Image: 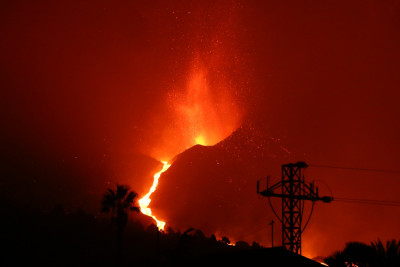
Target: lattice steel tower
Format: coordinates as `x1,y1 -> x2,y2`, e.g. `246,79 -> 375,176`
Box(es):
257,162 -> 332,254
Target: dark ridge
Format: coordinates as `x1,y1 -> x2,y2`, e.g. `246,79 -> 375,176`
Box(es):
0,199 -> 325,266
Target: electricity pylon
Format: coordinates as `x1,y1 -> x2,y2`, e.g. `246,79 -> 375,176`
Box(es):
257,161 -> 333,254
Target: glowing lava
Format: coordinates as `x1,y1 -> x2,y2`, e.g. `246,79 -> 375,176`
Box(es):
194,135 -> 207,146
139,161 -> 171,231
138,135 -> 206,231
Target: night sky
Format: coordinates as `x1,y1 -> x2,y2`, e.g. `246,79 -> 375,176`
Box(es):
1,0 -> 400,259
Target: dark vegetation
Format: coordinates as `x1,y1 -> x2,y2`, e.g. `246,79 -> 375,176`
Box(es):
325,240 -> 400,267
101,185 -> 141,266
0,185 -> 263,267
2,183 -> 397,267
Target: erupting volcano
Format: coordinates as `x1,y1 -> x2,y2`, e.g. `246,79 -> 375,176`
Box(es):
3,1 -> 400,263
138,57 -> 242,231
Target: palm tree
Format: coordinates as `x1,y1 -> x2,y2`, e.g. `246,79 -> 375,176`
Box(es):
371,239 -> 400,266
101,184 -> 140,266
325,239 -> 400,267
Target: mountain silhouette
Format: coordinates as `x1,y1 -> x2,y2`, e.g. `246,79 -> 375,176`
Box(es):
151,124 -> 292,243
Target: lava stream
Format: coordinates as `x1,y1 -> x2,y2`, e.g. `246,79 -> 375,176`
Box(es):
139,161 -> 171,231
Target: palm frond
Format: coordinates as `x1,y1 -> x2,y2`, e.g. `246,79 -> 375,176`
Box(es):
116,184 -> 128,200
124,191 -> 138,207
130,206 -> 140,212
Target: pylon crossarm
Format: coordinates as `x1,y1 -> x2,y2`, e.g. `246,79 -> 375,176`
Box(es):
258,162 -> 332,255
260,192 -> 323,201
268,181 -> 283,191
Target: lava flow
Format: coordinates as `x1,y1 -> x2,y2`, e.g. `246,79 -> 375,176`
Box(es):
138,161 -> 171,231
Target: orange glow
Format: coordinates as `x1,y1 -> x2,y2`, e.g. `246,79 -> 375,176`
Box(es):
148,58 -> 242,161
140,59 -> 242,231
175,61 -> 241,147
195,135 -> 207,146
138,161 -> 171,231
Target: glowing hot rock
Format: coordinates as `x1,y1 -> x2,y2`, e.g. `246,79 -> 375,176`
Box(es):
139,161 -> 171,231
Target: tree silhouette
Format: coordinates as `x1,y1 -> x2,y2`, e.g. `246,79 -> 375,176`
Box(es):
371,239 -> 400,266
325,239 -> 400,267
325,241 -> 374,267
220,236 -> 231,245
101,184 -> 140,266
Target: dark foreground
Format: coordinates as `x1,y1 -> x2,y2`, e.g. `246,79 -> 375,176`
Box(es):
1,200 -> 323,266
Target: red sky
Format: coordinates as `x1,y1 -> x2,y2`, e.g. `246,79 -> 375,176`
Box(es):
1,0 -> 400,258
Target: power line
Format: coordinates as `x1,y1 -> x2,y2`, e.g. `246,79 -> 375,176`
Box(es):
309,165 -> 400,174
308,165 -> 400,206
336,197 -> 400,204
334,197 -> 400,207
336,200 -> 400,207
